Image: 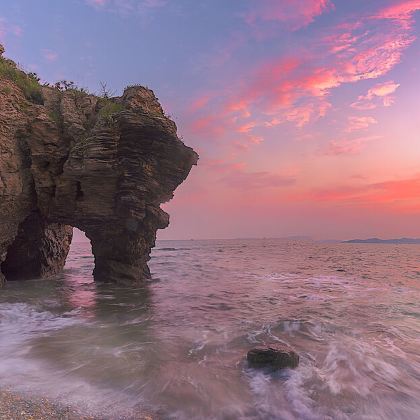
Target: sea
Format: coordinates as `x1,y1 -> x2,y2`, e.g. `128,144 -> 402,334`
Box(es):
0,238 -> 419,419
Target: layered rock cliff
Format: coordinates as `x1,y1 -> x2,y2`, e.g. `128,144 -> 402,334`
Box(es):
0,45 -> 198,286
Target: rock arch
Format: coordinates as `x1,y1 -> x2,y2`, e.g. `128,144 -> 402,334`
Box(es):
0,46 -> 197,286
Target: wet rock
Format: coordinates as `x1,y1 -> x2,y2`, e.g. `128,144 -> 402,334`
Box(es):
247,343 -> 299,369
1,211 -> 73,281
0,44 -> 198,286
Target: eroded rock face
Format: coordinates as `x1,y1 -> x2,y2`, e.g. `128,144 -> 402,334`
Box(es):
1,212 -> 73,281
0,45 -> 198,286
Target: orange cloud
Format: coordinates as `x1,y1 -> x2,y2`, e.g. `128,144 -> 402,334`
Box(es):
299,174 -> 420,212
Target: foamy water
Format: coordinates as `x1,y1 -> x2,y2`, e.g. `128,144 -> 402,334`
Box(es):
0,239 -> 419,419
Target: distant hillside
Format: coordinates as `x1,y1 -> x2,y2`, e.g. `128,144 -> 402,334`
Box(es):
343,238 -> 420,244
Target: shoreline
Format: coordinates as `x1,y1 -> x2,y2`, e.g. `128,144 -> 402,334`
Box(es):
0,388 -> 155,420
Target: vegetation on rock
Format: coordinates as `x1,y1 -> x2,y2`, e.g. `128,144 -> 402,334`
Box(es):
98,99 -> 124,125
0,57 -> 44,104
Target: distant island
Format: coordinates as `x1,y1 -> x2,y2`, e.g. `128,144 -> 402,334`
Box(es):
343,238 -> 420,244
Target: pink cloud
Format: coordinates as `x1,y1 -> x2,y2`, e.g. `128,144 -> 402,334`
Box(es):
221,170 -> 296,190
0,18 -> 23,40
237,122 -> 256,133
346,116 -> 378,132
87,0 -> 107,6
189,0 -> 419,142
231,133 -> 264,151
10,25 -> 22,37
223,58 -> 345,131
0,21 -> 5,40
244,0 -> 333,31
190,114 -> 229,137
189,95 -> 212,113
86,0 -> 166,13
375,0 -> 420,22
351,81 -> 401,110
42,49 -> 58,62
249,135 -> 263,144
201,158 -> 246,174
220,57 -> 339,132
143,0 -> 167,7
325,135 -> 382,156
183,0 -> 420,170
200,158 -> 295,190
232,141 -> 250,152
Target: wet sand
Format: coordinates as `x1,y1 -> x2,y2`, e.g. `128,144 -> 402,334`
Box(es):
0,389 -> 154,420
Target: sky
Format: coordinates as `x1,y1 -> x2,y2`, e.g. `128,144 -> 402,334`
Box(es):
1,0 -> 420,240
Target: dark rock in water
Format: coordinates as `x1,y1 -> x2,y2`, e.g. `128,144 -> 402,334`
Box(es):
247,344 -> 299,369
0,44 -> 198,287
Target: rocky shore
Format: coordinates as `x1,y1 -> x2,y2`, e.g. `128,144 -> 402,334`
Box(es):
0,389 -> 95,420
0,389 -> 155,420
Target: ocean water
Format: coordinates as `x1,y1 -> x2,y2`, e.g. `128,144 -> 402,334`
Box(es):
0,238 -> 419,419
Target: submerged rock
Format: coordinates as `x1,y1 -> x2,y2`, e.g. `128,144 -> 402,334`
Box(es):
247,344 -> 299,369
0,44 -> 198,286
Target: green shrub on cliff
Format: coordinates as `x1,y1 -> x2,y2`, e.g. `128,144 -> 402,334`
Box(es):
0,58 -> 43,104
98,100 -> 124,125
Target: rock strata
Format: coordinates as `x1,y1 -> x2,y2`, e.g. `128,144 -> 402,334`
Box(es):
247,343 -> 299,369
0,45 -> 198,286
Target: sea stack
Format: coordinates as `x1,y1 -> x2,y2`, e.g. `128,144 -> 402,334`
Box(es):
0,44 -> 198,286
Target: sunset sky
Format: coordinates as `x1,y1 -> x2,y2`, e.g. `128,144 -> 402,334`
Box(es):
1,0 -> 420,240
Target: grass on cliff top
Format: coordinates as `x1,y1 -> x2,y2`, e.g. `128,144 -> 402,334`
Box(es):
0,57 -> 43,104
98,100 -> 124,125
